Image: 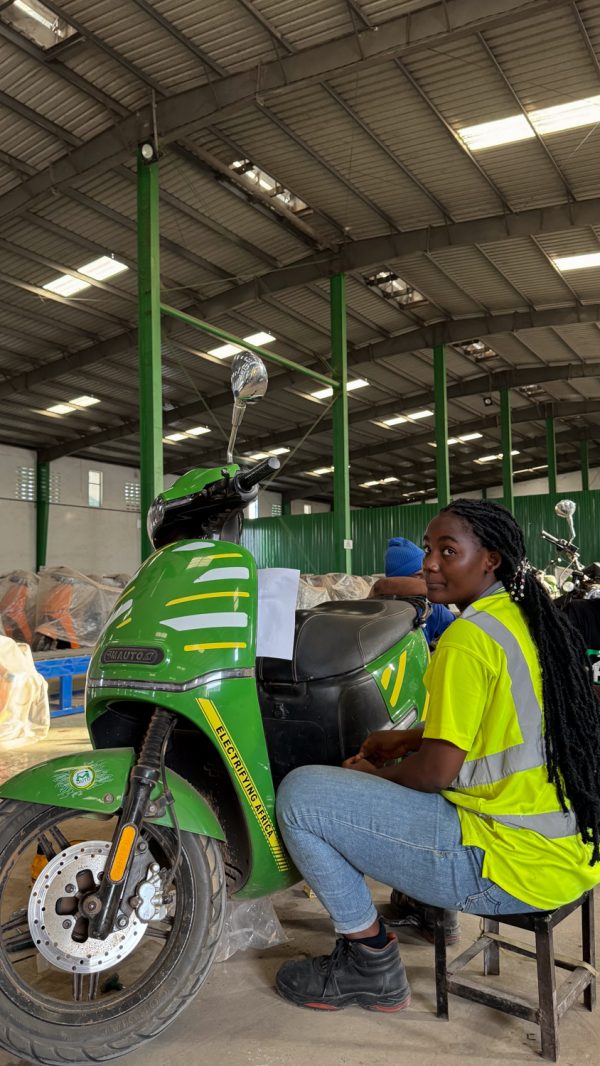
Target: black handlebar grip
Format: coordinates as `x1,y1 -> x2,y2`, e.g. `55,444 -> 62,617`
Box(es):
236,456 -> 280,492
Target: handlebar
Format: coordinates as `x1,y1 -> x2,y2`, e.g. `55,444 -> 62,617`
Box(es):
236,456 -> 280,493
541,530 -> 579,555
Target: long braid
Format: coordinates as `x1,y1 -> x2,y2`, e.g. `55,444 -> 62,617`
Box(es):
443,498 -> 600,864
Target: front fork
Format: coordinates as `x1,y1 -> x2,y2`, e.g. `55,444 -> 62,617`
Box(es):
84,708 -> 175,940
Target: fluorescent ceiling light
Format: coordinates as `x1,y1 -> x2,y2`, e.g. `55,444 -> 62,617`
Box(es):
360,476 -> 398,488
47,403 -> 75,415
70,395 -> 100,408
270,447 -> 290,455
306,466 -> 334,476
311,379 -> 369,401
43,275 -> 90,297
360,480 -> 379,488
433,431 -> 483,447
531,95 -> 600,135
164,433 -> 188,443
243,331 -> 275,347
185,425 -> 210,436
553,252 -> 600,272
209,331 -> 276,359
382,476 -> 398,484
378,408 -> 434,429
474,450 -> 520,465
79,256 -> 128,281
459,115 -> 534,151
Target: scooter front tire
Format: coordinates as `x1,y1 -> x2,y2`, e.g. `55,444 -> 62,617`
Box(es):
0,799 -> 226,1065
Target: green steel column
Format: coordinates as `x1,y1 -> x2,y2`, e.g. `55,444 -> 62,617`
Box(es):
137,147 -> 163,560
580,438 -> 590,493
36,459 -> 50,571
500,388 -> 514,513
433,344 -> 450,507
546,416 -> 557,495
330,273 -> 352,574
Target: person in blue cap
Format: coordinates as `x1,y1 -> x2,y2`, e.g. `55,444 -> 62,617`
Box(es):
372,536 -> 455,647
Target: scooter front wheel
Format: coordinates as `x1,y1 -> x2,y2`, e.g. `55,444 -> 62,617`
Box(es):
0,799 -> 226,1064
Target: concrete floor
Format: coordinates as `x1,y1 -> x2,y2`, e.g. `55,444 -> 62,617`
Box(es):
0,717 -> 599,1066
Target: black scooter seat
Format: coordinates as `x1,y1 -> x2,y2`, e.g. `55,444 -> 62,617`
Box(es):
257,598 -> 422,683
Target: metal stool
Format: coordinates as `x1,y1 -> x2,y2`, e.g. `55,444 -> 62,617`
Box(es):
432,890 -> 596,1061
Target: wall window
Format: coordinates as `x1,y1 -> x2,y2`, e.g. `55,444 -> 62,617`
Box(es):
303,504 -> 312,514
124,481 -> 140,511
16,466 -> 35,501
246,499 -> 258,520
88,470 -> 103,508
271,503 -> 282,517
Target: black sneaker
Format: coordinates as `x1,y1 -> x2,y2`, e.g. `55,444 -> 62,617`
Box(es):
275,933 -> 411,1012
380,891 -> 461,946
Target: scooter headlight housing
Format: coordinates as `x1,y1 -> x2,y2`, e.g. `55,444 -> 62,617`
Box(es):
147,495 -> 166,547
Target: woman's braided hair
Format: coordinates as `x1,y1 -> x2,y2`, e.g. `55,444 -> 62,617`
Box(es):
443,497 -> 600,863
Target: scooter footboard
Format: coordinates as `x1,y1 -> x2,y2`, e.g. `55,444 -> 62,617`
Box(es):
0,748 -> 224,839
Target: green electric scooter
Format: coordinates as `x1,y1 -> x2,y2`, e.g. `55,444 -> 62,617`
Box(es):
0,352 -> 429,1065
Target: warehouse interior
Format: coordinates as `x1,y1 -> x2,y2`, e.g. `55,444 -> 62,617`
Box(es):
0,0 -> 600,1063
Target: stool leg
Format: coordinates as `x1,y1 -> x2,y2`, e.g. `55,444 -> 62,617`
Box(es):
535,918 -> 558,1061
483,918 -> 500,976
433,908 -> 448,1019
582,891 -> 596,1011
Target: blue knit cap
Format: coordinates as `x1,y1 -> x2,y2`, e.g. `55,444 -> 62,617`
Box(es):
384,537 -> 425,577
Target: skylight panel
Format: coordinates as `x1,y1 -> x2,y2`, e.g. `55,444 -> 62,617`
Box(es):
459,115 -> 534,151
553,253 -> 600,272
360,476 -> 399,488
43,275 -> 90,297
208,331 -> 275,359
46,403 -> 75,415
163,426 -> 211,443
311,379 -> 369,401
6,0 -> 76,50
79,256 -> 128,281
306,466 -> 334,476
230,159 -> 309,214
70,395 -> 100,407
364,269 -> 425,306
474,450 -> 519,465
530,95 -> 600,135
185,426 -> 211,436
377,409 -> 433,429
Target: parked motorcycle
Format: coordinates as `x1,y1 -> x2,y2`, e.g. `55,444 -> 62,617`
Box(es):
0,351 -> 429,1064
541,499 -> 600,607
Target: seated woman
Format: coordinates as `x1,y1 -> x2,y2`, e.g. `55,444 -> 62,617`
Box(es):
274,499 -> 600,1012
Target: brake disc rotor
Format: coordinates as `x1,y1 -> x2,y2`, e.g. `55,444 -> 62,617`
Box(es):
28,840 -> 146,974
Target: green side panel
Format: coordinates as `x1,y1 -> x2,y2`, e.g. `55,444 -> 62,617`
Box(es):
367,629 -> 430,728
242,491 -> 600,574
89,539 -> 257,687
0,748 -> 224,839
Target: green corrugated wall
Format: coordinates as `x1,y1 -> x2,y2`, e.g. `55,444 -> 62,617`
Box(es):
241,490 -> 600,574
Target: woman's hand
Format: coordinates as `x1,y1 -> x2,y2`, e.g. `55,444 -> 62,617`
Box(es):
352,726 -> 424,768
342,755 -> 378,774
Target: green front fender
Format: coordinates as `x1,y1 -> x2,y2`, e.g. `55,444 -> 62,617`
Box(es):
0,748 -> 224,840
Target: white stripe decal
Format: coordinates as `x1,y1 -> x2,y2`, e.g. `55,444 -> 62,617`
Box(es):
194,567 -> 250,584
173,541 -> 215,552
160,612 -> 249,632
110,598 -> 133,624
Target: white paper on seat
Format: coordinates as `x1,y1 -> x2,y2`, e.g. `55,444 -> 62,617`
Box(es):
257,568 -> 300,660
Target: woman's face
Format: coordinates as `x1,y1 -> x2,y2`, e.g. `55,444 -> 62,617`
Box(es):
423,512 -> 502,610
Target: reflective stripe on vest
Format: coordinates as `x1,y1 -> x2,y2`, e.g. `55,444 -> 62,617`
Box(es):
451,600 -> 578,838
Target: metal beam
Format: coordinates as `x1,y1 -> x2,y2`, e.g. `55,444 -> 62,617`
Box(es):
0,0 -> 564,220
546,416 -> 557,494
331,274 -> 352,573
580,437 -> 590,492
434,344 -> 450,507
137,151 -> 163,560
500,388 -> 514,513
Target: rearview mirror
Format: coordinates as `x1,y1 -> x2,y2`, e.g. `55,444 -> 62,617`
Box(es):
555,499 -> 576,542
227,351 -> 269,463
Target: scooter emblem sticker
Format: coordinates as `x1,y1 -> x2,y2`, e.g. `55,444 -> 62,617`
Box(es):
69,766 -> 96,790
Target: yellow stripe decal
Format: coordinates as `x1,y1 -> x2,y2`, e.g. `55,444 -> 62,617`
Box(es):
166,591 -> 250,607
197,698 -> 289,871
184,642 -> 247,652
390,650 -> 408,709
116,617 -> 132,629
381,665 -> 392,691
196,553 -> 243,567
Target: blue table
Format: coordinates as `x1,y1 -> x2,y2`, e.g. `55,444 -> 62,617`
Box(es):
34,655 -> 91,718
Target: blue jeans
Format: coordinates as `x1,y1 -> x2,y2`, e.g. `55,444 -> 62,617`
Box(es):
276,766 -> 542,934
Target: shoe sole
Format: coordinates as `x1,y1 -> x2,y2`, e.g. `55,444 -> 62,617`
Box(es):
275,983 -> 412,1012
